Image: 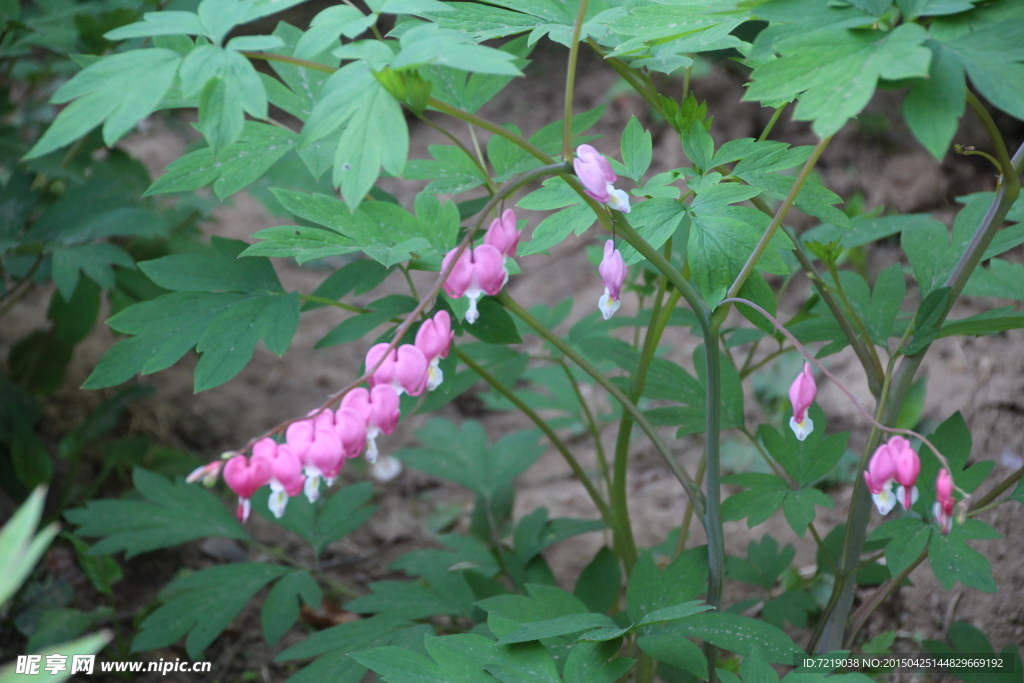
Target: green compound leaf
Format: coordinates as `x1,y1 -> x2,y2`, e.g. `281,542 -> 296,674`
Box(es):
903,45 -> 965,159
262,570 -> 323,646
757,405 -> 851,485
563,641 -> 635,683
626,548 -> 708,623
744,24 -> 931,138
406,144 -> 488,195
133,563 -> 290,658
84,239 -> 299,392
254,482 -> 377,557
667,612 -> 803,663
928,522 -> 999,592
395,420 -> 544,501
425,35 -> 533,115
726,535 -> 795,590
26,49 -> 181,159
618,199 -> 687,266
146,122 -> 296,199
64,468 -> 249,558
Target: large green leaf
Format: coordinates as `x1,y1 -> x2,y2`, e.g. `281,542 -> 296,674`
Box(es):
26,49 -> 181,159
64,468 -> 248,558
254,482 -> 376,556
146,122 -> 296,199
745,24 -> 931,137
133,563 -> 290,658
261,570 -> 322,646
84,238 -> 299,392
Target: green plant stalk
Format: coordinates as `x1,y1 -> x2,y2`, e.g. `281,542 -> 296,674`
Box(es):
813,139 -> 1024,653
586,39 -> 664,117
499,291 -> 706,563
608,214 -> 725,677
723,135 -> 832,305
675,456 -> 707,557
758,104 -> 788,142
558,360 -> 612,495
775,219 -> 885,395
563,0 -> 589,161
610,250 -> 676,571
458,349 -> 613,522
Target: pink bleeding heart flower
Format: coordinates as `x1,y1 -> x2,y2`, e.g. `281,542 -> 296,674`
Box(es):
598,240 -> 627,320
415,310 -> 454,391
574,144 -> 631,213
441,244 -> 508,324
864,442 -> 897,515
933,468 -> 956,535
302,416 -> 344,503
263,444 -> 305,518
341,385 -> 400,464
252,437 -> 278,462
365,343 -> 429,397
788,362 -> 817,441
890,436 -> 921,511
335,407 -> 368,459
484,208 -> 520,257
186,459 -> 224,488
223,455 -> 272,522
285,419 -> 315,461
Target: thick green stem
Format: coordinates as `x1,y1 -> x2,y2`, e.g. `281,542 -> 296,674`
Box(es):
563,0 -> 589,161
499,292 -> 706,547
812,140 -> 1023,653
457,349 -> 613,523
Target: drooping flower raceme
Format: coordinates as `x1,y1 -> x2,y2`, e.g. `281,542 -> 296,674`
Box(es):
598,240 -> 626,320
223,454 -> 272,522
415,310 -> 454,391
863,442 -> 897,515
341,385 -> 401,464
788,362 -> 817,441
934,468 -> 955,535
365,343 -> 429,397
484,208 -> 520,257
574,144 -> 631,214
441,244 -> 508,324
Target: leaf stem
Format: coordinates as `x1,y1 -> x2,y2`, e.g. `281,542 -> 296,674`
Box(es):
563,0 -> 590,161
558,360 -> 612,495
457,349 -> 612,523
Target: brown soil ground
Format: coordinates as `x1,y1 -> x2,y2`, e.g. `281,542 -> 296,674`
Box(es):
2,43 -> 1023,682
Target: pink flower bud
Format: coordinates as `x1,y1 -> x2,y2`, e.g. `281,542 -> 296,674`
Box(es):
597,240 -> 626,320
574,144 -> 615,203
574,144 -> 631,213
484,208 -> 520,257
223,455 -> 272,522
365,343 -> 429,397
185,460 -> 224,487
441,244 -> 508,324
788,363 -> 817,441
934,468 -> 955,535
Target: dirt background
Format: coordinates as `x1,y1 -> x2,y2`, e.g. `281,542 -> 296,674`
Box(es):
3,39 -> 1024,682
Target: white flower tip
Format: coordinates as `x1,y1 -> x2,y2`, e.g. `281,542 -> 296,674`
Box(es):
872,488 -> 897,516
370,454 -> 403,482
598,288 -> 620,320
607,187 -> 631,214
303,476 -> 321,504
269,490 -> 288,519
789,416 -> 814,441
465,298 -> 480,324
237,497 -> 252,523
426,364 -> 444,392
365,437 -> 380,464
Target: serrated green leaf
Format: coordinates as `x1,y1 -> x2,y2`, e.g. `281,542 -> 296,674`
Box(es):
671,612 -> 803,663
51,243 -> 134,301
726,535 -> 794,590
903,45 -> 965,159
928,524 -> 997,592
745,24 -> 931,137
573,547 -> 621,614
626,548 -> 708,623
621,116 -> 652,182
520,204 -> 595,256
563,641 -> 635,683
759,406 -> 850,487
618,199 -> 687,265
262,571 -> 322,646
64,468 -> 248,558
133,563 -> 289,658
406,144 -> 487,195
